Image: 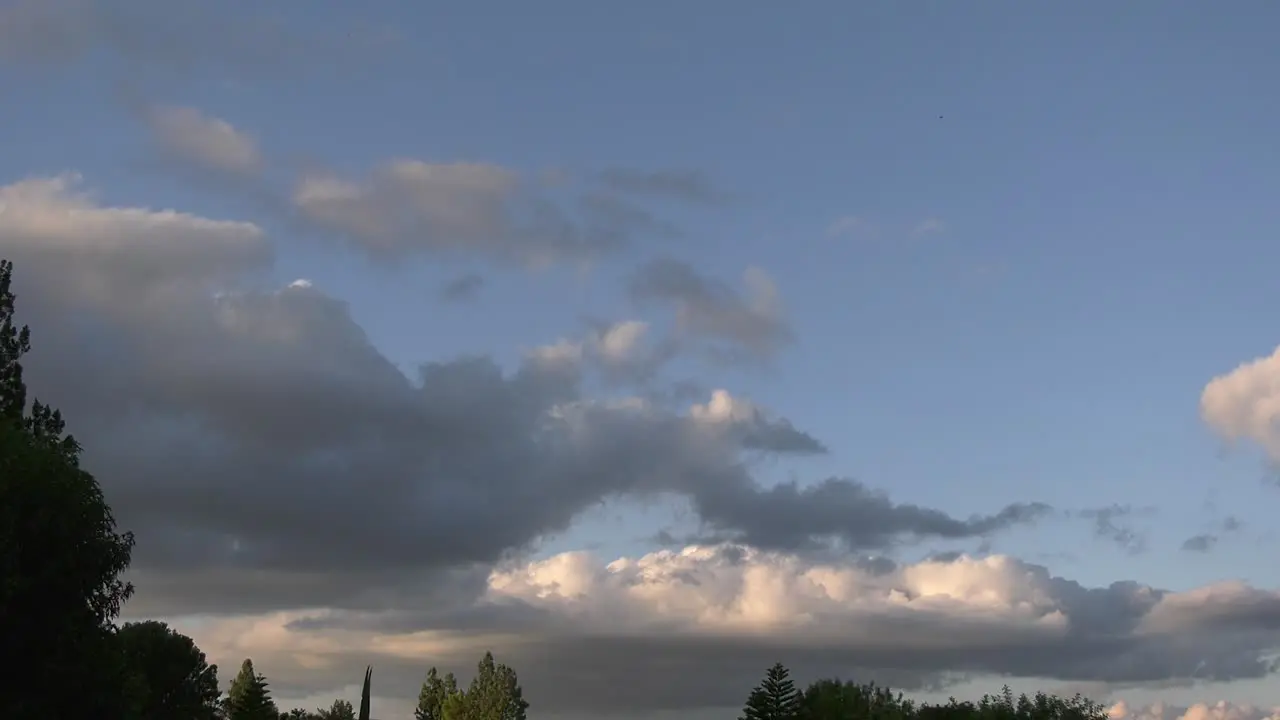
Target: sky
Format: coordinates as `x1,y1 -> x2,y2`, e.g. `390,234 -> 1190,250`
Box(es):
4,0 -> 1280,718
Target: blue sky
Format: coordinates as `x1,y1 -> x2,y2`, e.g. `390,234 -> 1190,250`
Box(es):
6,1 -> 1280,716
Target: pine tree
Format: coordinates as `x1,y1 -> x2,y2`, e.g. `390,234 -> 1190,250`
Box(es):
224,659 -> 279,720
740,663 -> 802,720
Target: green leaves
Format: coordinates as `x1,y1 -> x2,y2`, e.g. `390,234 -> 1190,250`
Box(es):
225,658 -> 279,720
414,652 -> 528,720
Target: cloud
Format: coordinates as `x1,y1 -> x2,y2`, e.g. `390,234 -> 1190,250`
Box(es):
438,273 -> 485,303
0,0 -> 391,79
1182,535 -> 1218,553
0,174 -> 1056,625
826,215 -> 869,239
166,547 -> 1280,716
1077,505 -> 1151,555
629,258 -> 793,364
291,160 -> 674,266
146,105 -> 261,175
1110,701 -> 1280,720
912,218 -> 946,237
596,169 -> 728,205
1181,517 -> 1243,554
1201,346 -> 1280,463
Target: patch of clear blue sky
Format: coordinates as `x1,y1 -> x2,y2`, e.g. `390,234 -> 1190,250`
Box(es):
4,0 -> 1280,598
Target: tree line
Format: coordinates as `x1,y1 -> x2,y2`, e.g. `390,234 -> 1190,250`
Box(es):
738,663 -> 1108,720
0,257 -> 1110,720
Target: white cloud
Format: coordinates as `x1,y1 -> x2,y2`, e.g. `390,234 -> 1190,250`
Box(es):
1110,701 -> 1280,720
147,105 -> 261,175
163,546 -> 1280,716
1201,346 -> 1280,462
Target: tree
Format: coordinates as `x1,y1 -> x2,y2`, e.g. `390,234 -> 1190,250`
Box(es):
800,678 -> 915,720
466,651 -> 529,720
740,663 -> 802,720
316,699 -> 355,720
359,665 -> 373,720
225,658 -> 280,720
117,620 -> 222,720
282,710 -> 316,720
0,258 -> 137,717
415,667 -> 450,720
441,692 -> 469,720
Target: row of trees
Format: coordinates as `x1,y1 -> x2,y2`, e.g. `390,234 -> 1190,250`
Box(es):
1,255 -> 1110,720
739,664 -> 1109,720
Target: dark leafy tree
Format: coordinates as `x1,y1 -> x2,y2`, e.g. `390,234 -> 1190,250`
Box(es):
282,710 -> 316,720
225,658 -> 280,720
0,258 -> 137,718
741,663 -> 803,720
117,620 -> 222,720
800,678 -> 915,720
416,667 -> 455,720
316,699 -> 355,720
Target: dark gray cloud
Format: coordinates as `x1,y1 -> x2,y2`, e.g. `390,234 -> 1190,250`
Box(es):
1075,504 -> 1151,554
0,176 -> 1049,620
1179,515 -> 1243,554
439,273 -> 485,303
597,169 -> 728,205
1181,534 -> 1217,553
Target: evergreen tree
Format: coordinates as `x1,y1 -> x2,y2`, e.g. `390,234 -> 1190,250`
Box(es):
740,663 -> 802,720
0,258 -> 137,718
224,659 -> 280,720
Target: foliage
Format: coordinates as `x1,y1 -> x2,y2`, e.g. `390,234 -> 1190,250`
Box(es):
0,258 -> 137,717
739,664 -> 1110,720
741,662 -> 804,720
414,652 -> 527,720
799,678 -> 916,720
226,658 -> 280,720
117,620 -> 222,720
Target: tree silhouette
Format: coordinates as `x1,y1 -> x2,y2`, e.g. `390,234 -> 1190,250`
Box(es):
117,620 -> 222,720
0,258 -> 137,718
741,663 -> 802,720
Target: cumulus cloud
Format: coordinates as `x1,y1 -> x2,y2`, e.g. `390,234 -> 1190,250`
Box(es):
0,174 -> 1048,623
166,547 -> 1280,716
1110,701 -> 1280,720
146,105 -> 261,175
1201,346 -> 1280,463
